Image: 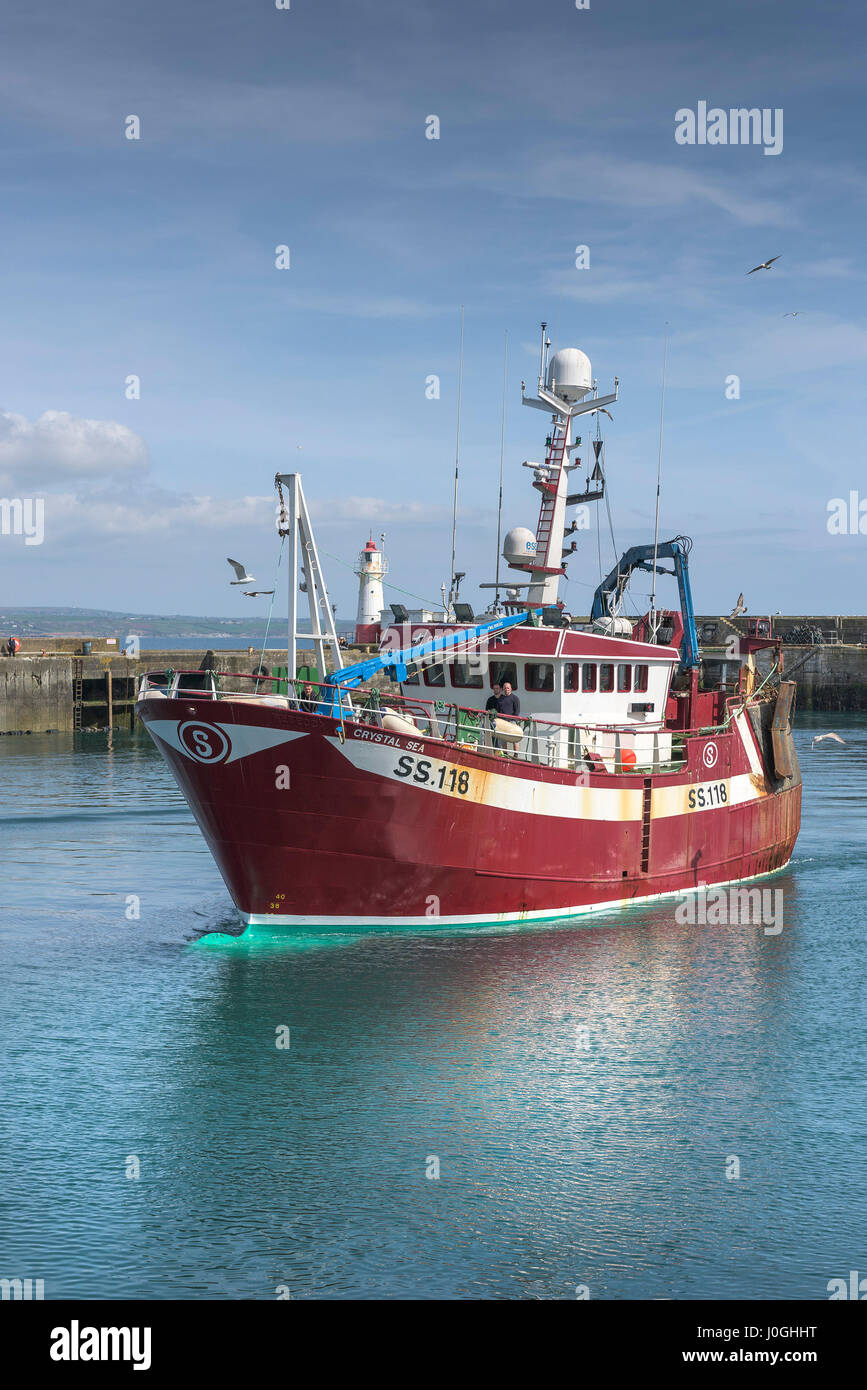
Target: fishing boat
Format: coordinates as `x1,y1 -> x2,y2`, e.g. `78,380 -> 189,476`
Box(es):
136,333 -> 801,930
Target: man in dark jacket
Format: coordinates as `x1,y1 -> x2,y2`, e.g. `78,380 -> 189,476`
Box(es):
497,682 -> 520,717
485,683 -> 502,712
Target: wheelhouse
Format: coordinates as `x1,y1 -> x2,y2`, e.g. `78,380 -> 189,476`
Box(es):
389,621 -> 679,729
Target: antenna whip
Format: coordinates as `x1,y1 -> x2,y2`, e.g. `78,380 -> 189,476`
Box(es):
494,330 -> 508,607
650,321 -> 670,625
448,305 -> 465,613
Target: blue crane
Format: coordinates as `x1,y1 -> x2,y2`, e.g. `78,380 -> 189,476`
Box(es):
590,535 -> 699,670
317,608 -> 543,713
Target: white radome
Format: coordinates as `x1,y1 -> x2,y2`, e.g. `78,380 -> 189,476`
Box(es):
503,526 -> 538,565
547,347 -> 592,403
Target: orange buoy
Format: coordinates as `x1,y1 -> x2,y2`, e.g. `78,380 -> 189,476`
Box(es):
621,747 -> 637,769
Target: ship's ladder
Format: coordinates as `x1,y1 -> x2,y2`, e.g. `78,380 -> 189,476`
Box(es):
73,659 -> 83,731
534,424 -> 569,568
640,777 -> 653,873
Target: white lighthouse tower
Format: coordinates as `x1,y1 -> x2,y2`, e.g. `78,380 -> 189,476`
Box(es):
354,533 -> 388,644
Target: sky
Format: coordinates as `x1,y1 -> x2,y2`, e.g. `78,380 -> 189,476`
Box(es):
0,0 -> 865,625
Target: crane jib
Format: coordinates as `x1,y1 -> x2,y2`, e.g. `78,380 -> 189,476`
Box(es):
590,537 -> 699,671
324,608 -> 544,691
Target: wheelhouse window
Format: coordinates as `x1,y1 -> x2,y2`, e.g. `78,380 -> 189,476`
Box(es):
599,663 -> 614,693
581,663 -> 597,693
525,662 -> 554,692
617,664 -> 632,693
451,661 -> 483,689
490,661 -> 517,688
423,662 -> 445,687
634,664 -> 649,692
564,663 -> 581,692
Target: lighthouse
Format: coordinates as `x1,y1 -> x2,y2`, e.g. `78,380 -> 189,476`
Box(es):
354,534 -> 388,644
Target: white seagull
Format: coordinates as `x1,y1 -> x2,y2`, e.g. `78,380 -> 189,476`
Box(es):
747,256 -> 781,274
243,589 -> 274,598
811,733 -> 846,748
227,557 -> 255,585
730,592 -> 747,618
782,311 -> 801,318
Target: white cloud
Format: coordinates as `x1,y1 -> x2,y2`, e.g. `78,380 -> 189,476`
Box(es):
565,157 -> 791,227
398,149 -> 792,227
308,496 -> 458,525
34,488 -> 469,546
0,409 -> 149,491
42,489 -> 272,540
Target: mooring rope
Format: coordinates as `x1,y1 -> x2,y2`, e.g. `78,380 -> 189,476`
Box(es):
254,533 -> 286,691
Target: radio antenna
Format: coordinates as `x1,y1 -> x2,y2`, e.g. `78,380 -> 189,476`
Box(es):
494,330 -> 508,609
649,321 -> 669,625
448,305 -> 465,615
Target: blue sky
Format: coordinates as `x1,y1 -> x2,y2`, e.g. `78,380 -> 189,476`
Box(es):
1,0 -> 865,623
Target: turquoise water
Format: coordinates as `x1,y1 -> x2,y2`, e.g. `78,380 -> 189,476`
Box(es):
1,713 -> 865,1299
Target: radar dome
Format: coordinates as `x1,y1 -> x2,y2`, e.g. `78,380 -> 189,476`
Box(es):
547,347 -> 592,403
503,526 -> 537,565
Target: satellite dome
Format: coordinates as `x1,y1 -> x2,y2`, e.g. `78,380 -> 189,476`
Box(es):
547,347 -> 592,403
503,526 -> 537,565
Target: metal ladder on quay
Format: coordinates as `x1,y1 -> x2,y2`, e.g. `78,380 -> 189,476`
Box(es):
72,659 -> 83,730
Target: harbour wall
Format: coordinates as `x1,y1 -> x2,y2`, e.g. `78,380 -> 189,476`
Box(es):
1,622 -> 866,733
751,645 -> 867,712
0,648 -> 350,734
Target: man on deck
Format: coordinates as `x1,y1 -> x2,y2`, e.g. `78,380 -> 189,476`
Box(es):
497,682 -> 520,717
485,682 -> 502,713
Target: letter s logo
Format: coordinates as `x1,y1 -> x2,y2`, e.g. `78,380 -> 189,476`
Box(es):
178,721 -> 231,764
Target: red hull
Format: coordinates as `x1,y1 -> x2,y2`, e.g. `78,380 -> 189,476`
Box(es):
138,695 -> 801,929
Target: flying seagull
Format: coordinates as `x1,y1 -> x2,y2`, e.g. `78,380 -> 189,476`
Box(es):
782,311 -> 801,318
243,589 -> 274,597
730,592 -> 747,618
747,256 -> 781,274
227,557 -> 255,585
811,732 -> 846,748
596,408 -> 614,421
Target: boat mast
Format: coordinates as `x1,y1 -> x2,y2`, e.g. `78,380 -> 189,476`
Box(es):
448,306 -> 465,617
519,331 -> 619,608
649,322 -> 669,633
276,472 -> 344,682
494,330 -> 508,611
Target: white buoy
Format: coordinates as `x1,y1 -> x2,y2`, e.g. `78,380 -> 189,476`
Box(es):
382,711 -> 419,736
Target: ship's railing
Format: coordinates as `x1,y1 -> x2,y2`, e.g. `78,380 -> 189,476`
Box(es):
138,670 -> 730,775
348,686 -> 690,775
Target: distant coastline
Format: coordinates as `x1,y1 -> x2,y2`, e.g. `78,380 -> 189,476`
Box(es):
0,605 -> 353,642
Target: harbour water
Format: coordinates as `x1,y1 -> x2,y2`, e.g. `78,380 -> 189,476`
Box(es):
1,712 -> 865,1299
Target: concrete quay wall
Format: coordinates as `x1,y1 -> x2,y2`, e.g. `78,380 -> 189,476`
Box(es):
2,632 -> 867,734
